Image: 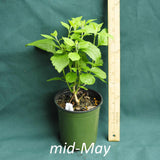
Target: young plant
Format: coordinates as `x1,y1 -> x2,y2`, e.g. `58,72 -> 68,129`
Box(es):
26,16 -> 112,105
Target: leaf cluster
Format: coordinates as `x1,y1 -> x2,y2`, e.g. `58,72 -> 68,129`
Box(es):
26,16 -> 112,94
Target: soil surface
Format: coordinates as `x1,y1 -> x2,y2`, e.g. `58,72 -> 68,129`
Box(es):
56,89 -> 101,111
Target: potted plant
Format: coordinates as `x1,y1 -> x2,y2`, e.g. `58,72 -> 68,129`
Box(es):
26,16 -> 111,149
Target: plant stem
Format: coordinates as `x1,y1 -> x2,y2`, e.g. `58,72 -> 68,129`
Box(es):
68,61 -> 72,72
93,34 -> 96,45
73,86 -> 79,104
55,37 -> 61,46
75,61 -> 81,93
63,69 -> 72,92
81,32 -> 84,40
68,26 -> 72,37
74,92 -> 79,104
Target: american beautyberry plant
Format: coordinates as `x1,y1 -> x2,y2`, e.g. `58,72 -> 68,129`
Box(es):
26,16 -> 112,104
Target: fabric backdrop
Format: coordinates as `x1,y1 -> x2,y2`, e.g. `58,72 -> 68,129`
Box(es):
0,0 -> 160,159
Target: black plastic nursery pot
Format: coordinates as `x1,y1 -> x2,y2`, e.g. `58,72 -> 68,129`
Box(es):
54,89 -> 103,149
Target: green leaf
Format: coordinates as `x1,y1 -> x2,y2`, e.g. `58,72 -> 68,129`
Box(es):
95,58 -> 103,66
98,28 -> 113,46
94,75 -> 107,83
61,21 -> 70,30
97,23 -> 103,32
70,33 -> 81,40
84,22 -> 103,34
90,67 -> 106,79
26,39 -> 56,54
47,77 -> 63,81
86,19 -> 97,24
73,29 -> 86,33
79,60 -> 87,68
50,54 -> 69,73
66,72 -> 77,83
80,86 -> 88,90
79,52 -> 88,62
62,43 -> 72,51
62,37 -> 75,46
51,30 -> 58,37
80,20 -> 86,27
80,42 -> 101,61
71,68 -> 77,72
41,34 -> 54,40
80,73 -> 95,85
82,66 -> 91,72
98,28 -> 108,46
78,41 -> 90,49
56,50 -> 63,54
68,52 -> 80,61
79,60 -> 91,72
84,24 -> 95,34
69,16 -> 83,29
87,58 -> 103,67
68,20 -> 74,28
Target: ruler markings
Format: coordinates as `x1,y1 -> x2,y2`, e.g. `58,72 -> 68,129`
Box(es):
108,0 -> 120,141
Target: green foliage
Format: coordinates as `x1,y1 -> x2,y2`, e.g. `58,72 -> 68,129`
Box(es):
68,52 -> 80,61
62,37 -> 75,46
80,42 -> 101,61
26,16 -> 111,102
98,28 -> 108,46
47,77 -> 64,81
50,54 -> 69,73
80,73 -> 95,85
51,30 -> 58,37
40,34 -> 54,40
90,67 -> 107,79
60,21 -> 70,30
66,72 -> 77,83
26,39 -> 56,53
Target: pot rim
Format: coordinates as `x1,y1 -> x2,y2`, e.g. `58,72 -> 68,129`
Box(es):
54,88 -> 103,114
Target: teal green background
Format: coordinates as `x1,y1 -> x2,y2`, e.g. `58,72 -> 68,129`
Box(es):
0,0 -> 160,159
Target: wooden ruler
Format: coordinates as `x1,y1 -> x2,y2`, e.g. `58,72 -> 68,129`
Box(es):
108,0 -> 120,141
